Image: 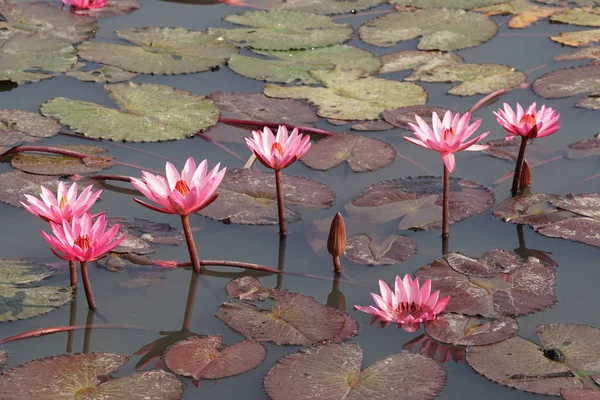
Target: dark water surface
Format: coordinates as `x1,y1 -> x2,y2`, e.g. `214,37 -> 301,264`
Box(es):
1,1 -> 600,399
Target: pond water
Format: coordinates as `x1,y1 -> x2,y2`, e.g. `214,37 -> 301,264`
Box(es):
1,1 -> 600,399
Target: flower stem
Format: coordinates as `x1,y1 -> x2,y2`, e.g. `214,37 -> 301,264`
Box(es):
180,215 -> 201,274
66,296 -> 77,353
83,309 -> 94,353
276,235 -> 286,290
68,260 -> 77,287
1,324 -> 153,345
442,235 -> 450,255
512,137 -> 529,196
332,255 -> 342,274
218,117 -> 334,137
274,170 -> 287,237
442,166 -> 450,238
80,261 -> 96,311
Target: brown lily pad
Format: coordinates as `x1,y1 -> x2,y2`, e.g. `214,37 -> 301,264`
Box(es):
344,233 -> 417,266
382,105 -> 451,129
226,276 -> 274,301
426,313 -> 519,346
0,110 -> 61,138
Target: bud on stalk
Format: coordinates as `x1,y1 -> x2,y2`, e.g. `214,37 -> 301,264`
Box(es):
327,213 -> 346,273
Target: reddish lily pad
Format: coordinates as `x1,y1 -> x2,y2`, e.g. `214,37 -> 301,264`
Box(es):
351,120 -> 394,131
532,65 -> 600,108
562,388 -> 600,399
164,335 -> 266,379
403,334 -> 465,364
344,233 -> 417,266
415,251 -> 557,318
483,138 -> 555,163
567,134 -> 600,159
226,276 -> 274,301
0,110 -> 61,138
426,313 -> 518,346
265,343 -> 446,400
346,176 -> 494,231
445,249 -> 524,276
493,193 -> 576,228
216,291 -> 356,345
537,218 -> 600,247
382,105 -> 451,129
208,92 -> 319,126
467,324 -> 600,396
0,353 -> 183,399
0,129 -> 40,155
199,169 -> 335,225
301,133 -> 396,172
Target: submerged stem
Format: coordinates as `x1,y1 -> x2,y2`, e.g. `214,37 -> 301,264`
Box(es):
66,296 -> 77,353
80,261 -> 96,311
181,272 -> 199,332
512,137 -> 529,196
68,260 -> 77,287
219,117 -> 334,137
442,166 -> 450,238
274,170 -> 287,237
1,324 -> 153,345
180,215 -> 201,274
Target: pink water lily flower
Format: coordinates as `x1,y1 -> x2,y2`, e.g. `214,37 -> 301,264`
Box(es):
405,111 -> 489,173
245,125 -> 311,171
41,213 -> 124,262
20,182 -> 102,224
131,158 -> 226,216
62,0 -> 107,9
494,102 -> 561,141
355,274 -> 450,332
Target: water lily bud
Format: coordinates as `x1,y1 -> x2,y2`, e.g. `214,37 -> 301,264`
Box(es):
327,213 -> 346,258
520,159 -> 532,189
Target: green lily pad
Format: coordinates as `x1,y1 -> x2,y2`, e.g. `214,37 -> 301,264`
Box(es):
0,349 -> 6,370
208,10 -> 353,50
0,259 -> 72,322
269,0 -> 386,14
379,50 -> 463,74
551,29 -> 600,47
10,145 -> 113,176
476,0 -> 564,28
532,64 -> 600,109
0,353 -> 183,399
265,343 -> 447,400
41,82 -> 219,142
556,47 -> 600,61
389,0 -> 507,8
0,2 -> 97,44
535,0 -> 600,5
228,45 -> 380,85
551,7 -> 600,26
359,9 -> 497,51
264,66 -> 427,120
77,27 -> 237,75
0,33 -> 76,85
0,110 -> 61,138
66,62 -> 139,83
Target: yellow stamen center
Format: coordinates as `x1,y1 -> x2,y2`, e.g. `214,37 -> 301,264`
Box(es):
175,180 -> 190,197
519,113 -> 536,127
271,142 -> 284,156
443,127 -> 454,142
74,235 -> 91,251
59,196 -> 69,210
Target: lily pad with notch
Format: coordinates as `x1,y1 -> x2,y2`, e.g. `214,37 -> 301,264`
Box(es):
415,250 -> 557,318
208,10 -> 354,50
226,276 -> 275,301
533,65 -> 600,110
268,0 -> 386,14
378,50 -> 463,74
0,130 -> 40,156
346,176 -> 494,231
41,82 -> 219,142
0,353 -> 183,399
199,168 -> 335,225
77,27 -> 238,75
426,313 -> 518,346
301,133 -> 396,172
467,323 -> 600,395
359,8 -> 497,51
264,66 -> 427,120
164,335 -> 266,379
66,62 -> 139,83
265,343 -> 446,400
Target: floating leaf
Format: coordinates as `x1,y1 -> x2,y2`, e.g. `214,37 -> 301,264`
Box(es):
551,29 -> 600,46
575,96 -> 600,110
351,120 -> 394,131
0,349 -> 6,370
379,50 -> 463,74
226,276 -> 274,301
216,291 -> 355,345
0,33 -> 76,85
0,2 -> 97,44
390,0 -> 507,8
562,388 -> 600,399
493,193 -> 575,227
567,134 -> 600,159
382,105 -> 450,129
533,65 -> 600,107
426,313 -> 519,346
228,45 -> 380,85
550,193 -> 600,218
10,145 -> 113,176
0,110 -> 61,138
208,10 -> 353,50
0,353 -> 183,399
78,27 -> 237,75
301,133 -> 396,172
268,0 -> 386,14
555,46 -> 600,61
551,7 -> 600,26
0,170 -> 102,207
483,138 -> 555,163
41,82 -> 219,142
265,343 -> 446,400
535,0 -> 599,4
0,130 -> 40,156
476,0 -> 564,28
359,9 -> 497,51
537,217 -> 600,247
347,176 -> 494,231
66,62 -> 139,83
445,249 -> 524,276
208,92 -> 319,125
344,233 -> 417,266
164,336 -> 266,379
0,259 -> 57,285
199,168 -> 335,225
72,0 -> 141,18
415,252 -> 556,318
264,66 -> 427,120
467,324 -> 600,395
402,334 -> 465,364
